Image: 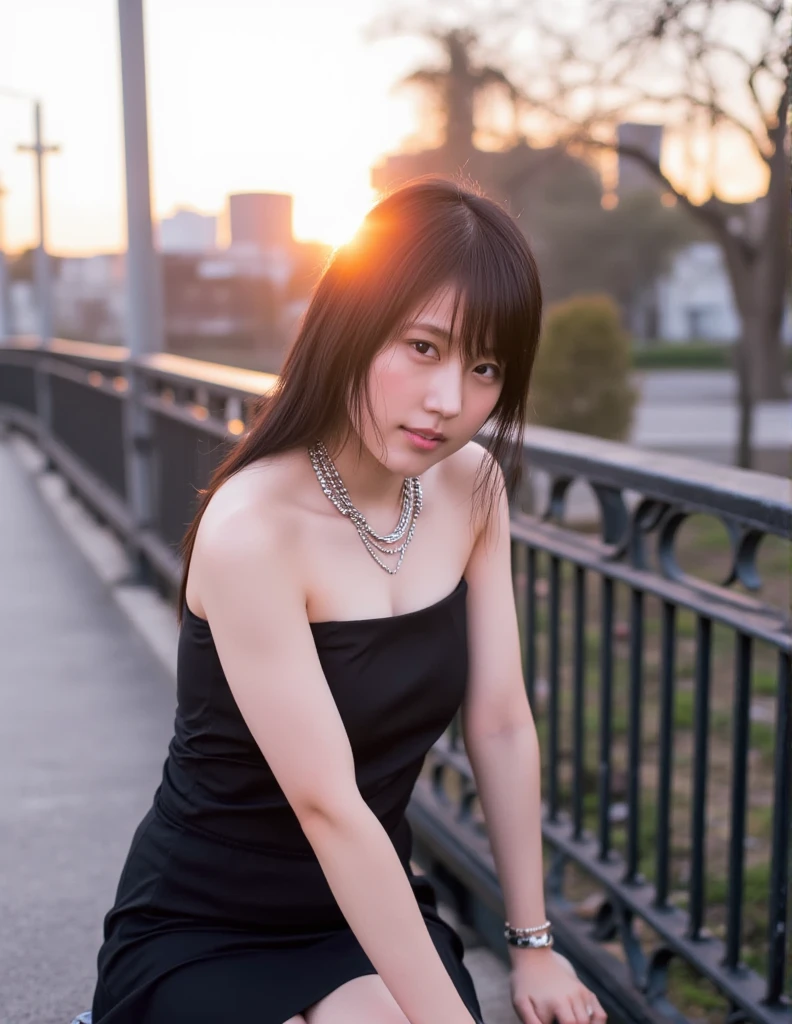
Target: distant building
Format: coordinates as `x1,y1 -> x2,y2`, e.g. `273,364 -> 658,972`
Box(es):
8,280 -> 37,335
159,209 -> 217,254
0,253 -> 11,338
371,140 -> 601,240
162,252 -> 288,371
228,193 -> 293,252
53,254 -> 126,344
203,249 -> 293,290
656,240 -> 792,343
617,123 -> 664,196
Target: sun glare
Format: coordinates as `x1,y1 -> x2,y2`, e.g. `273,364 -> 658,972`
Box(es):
293,188 -> 374,249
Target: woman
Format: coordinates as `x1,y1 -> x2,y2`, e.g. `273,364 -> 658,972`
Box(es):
88,177 -> 607,1024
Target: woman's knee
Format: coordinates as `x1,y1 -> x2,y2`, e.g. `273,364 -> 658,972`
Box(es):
282,1017 -> 308,1023
304,974 -> 409,1024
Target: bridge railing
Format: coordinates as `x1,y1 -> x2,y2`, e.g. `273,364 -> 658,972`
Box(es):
1,338 -> 789,1024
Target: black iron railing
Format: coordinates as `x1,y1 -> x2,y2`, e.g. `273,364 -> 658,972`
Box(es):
1,337 -> 789,1024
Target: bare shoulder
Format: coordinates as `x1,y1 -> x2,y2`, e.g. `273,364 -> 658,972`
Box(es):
190,452 -> 308,606
441,439 -> 506,541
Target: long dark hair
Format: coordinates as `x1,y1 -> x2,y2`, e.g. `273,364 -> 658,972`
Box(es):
176,175 -> 542,623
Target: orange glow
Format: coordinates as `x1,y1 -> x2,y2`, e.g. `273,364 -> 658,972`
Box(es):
601,192 -> 618,210
294,189 -> 374,248
227,418 -> 245,436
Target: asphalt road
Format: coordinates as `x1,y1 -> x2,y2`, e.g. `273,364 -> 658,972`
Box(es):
630,370 -> 791,453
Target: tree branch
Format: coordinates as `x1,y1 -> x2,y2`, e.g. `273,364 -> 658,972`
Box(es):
575,133 -> 757,262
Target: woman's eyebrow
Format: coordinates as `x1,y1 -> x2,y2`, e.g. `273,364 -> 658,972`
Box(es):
407,321 -> 451,339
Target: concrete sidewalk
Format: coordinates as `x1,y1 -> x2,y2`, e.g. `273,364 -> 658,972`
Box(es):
0,436 -> 518,1024
0,440 -> 177,1023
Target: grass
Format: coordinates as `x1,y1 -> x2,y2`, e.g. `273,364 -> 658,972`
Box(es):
631,341 -> 792,372
753,667 -> 780,697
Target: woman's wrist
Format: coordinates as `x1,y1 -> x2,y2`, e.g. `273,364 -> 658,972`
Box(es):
509,944 -> 555,964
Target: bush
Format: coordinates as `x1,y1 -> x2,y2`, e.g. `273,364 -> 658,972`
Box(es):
528,294 -> 638,440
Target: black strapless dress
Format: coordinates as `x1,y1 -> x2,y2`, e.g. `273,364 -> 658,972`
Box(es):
90,575 -> 485,1024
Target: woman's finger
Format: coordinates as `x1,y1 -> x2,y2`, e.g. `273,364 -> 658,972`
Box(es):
553,996 -> 581,1024
513,996 -> 544,1024
587,993 -> 608,1023
571,991 -> 596,1024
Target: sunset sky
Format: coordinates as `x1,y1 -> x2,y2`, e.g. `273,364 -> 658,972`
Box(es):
1,0 -> 771,256
1,0 -> 429,253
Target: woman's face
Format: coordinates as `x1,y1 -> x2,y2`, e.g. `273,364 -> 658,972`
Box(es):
358,284 -> 503,475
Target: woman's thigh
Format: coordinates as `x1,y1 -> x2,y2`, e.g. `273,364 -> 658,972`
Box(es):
304,975 -> 409,1024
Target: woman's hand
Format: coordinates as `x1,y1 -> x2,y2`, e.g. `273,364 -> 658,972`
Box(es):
509,948 -> 607,1024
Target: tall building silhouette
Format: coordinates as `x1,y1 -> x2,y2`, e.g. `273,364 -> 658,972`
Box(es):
228,192 -> 293,252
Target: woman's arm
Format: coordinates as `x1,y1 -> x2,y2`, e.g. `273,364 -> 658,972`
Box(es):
459,445 -> 606,1024
196,497 -> 477,1024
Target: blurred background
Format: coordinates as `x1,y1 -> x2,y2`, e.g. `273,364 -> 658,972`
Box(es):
1,0 -> 789,468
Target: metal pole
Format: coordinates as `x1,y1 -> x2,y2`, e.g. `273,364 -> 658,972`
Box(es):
0,177 -> 11,341
117,0 -> 163,358
117,0 -> 162,581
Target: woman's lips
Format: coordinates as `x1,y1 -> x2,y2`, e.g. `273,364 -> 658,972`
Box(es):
402,427 -> 443,451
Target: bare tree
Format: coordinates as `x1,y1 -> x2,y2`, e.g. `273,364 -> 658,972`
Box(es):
367,15 -> 524,172
499,0 -> 790,464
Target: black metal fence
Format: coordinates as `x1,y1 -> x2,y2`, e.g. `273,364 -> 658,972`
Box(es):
1,338 -> 789,1024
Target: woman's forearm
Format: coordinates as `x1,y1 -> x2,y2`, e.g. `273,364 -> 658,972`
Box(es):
301,799 -> 477,1024
464,720 -> 551,968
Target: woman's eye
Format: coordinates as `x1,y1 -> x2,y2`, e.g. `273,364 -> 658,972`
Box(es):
409,341 -> 501,380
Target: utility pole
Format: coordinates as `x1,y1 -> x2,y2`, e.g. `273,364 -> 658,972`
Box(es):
17,101 -> 60,346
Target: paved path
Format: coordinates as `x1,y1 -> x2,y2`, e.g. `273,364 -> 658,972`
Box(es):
0,437 -> 518,1024
0,441 -> 177,1024
630,370 -> 790,456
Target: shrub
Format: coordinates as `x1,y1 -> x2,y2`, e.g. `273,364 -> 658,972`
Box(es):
632,342 -> 731,370
528,294 -> 638,440
633,342 -> 792,371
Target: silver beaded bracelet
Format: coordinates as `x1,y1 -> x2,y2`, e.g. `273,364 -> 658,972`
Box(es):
504,919 -> 551,936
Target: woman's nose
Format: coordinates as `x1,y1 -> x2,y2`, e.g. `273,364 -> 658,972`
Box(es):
424,363 -> 463,418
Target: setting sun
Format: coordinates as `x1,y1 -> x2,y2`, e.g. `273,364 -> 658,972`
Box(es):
293,184 -> 375,248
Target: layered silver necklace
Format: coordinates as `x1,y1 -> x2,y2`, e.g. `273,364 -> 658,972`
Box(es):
307,439 -> 423,574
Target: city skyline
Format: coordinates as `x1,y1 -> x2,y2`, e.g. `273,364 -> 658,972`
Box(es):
1,0 -> 771,256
